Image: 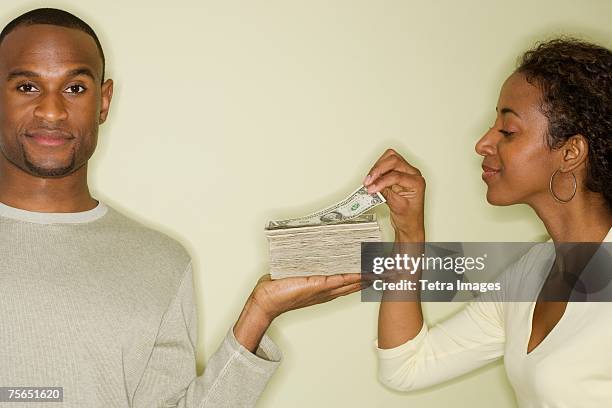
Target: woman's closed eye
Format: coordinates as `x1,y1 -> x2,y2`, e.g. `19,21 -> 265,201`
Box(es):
499,129 -> 515,137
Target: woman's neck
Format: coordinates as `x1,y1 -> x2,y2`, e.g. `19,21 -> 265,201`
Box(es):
531,191 -> 612,243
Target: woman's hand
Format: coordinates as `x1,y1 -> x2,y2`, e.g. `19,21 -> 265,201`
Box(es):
367,150 -> 427,349
363,148 -> 425,242
234,273 -> 365,351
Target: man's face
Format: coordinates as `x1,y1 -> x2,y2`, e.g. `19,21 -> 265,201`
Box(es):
0,24 -> 112,178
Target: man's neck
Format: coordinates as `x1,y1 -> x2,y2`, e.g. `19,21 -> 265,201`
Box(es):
0,159 -> 97,213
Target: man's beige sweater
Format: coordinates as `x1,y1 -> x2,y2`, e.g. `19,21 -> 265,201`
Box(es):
0,200 -> 281,407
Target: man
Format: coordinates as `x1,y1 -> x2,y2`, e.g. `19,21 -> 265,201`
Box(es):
0,8 -> 363,407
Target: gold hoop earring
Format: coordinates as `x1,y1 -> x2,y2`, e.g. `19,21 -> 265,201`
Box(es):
549,169 -> 577,203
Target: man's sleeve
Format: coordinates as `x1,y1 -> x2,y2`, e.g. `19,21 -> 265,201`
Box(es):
132,262 -> 282,408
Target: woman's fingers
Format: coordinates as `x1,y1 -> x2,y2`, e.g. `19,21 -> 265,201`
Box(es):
366,155 -> 410,184
361,149 -> 426,242
383,185 -> 422,212
364,149 -> 420,187
366,171 -> 425,196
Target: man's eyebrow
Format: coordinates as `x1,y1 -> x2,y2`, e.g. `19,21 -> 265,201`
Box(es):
66,67 -> 97,81
496,107 -> 521,118
6,69 -> 39,81
6,67 -> 97,82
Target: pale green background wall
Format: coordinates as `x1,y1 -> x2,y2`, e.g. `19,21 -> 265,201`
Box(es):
4,1 -> 610,406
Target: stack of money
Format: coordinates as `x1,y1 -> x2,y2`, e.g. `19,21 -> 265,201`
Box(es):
265,186 -> 385,279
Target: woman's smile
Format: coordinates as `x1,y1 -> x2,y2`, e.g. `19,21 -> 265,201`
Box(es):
481,164 -> 501,182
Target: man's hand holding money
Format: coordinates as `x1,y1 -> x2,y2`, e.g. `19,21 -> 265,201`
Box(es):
233,273 -> 365,352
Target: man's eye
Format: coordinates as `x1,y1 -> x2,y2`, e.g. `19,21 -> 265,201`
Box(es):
65,84 -> 86,94
16,83 -> 39,93
499,130 -> 514,137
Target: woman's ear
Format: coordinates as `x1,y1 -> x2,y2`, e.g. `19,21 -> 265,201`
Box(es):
560,134 -> 589,172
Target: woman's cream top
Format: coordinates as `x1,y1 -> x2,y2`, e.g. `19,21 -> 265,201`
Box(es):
376,228 -> 612,408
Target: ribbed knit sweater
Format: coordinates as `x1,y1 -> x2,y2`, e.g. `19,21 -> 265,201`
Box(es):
0,200 -> 281,407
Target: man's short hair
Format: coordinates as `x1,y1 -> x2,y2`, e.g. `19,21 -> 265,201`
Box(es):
0,8 -> 106,82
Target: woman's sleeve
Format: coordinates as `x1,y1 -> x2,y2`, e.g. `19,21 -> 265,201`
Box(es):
374,241 -> 550,392
375,298 -> 505,391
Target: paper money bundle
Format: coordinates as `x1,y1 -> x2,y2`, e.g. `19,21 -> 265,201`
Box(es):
265,186 -> 385,279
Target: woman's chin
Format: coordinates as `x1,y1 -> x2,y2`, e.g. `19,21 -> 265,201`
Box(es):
485,190 -> 515,206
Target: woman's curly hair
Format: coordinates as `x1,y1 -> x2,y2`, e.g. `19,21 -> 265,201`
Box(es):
516,38 -> 612,209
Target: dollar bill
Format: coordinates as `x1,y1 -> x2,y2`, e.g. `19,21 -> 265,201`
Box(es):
266,185 -> 385,230
265,214 -> 378,234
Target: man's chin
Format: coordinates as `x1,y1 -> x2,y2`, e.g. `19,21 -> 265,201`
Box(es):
23,150 -> 78,178
24,160 -> 76,178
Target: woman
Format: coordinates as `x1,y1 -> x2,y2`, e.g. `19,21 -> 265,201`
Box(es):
364,38 -> 612,406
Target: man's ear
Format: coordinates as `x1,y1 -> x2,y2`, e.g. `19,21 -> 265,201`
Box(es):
560,134 -> 589,172
99,78 -> 114,124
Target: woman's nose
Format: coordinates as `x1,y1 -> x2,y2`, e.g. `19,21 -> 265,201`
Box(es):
475,127 -> 498,157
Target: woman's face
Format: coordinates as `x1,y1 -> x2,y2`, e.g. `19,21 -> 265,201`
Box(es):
475,72 -> 559,206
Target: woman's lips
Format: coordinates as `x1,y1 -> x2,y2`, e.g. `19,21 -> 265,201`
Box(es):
482,165 -> 500,181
